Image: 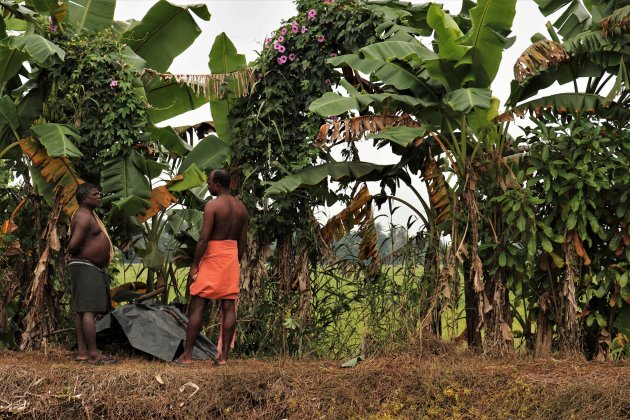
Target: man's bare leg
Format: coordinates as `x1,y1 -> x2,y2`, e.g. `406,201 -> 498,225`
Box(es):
217,299 -> 236,365
74,313 -> 88,360
81,312 -> 104,363
178,295 -> 207,364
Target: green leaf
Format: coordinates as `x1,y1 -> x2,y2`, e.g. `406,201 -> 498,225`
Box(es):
358,40 -> 439,67
0,95 -> 19,134
341,354 -> 365,368
541,237 -> 553,253
443,88 -> 492,113
67,0 -> 115,33
168,164 -> 206,192
499,251 -> 507,267
566,212 -> 577,230
427,4 -> 469,61
144,77 -> 208,123
146,124 -> 191,157
0,46 -> 28,91
2,34 -> 65,68
31,124 -> 83,158
208,32 -> 246,142
179,134 -> 229,174
265,161 -> 399,196
122,1 -> 210,72
457,0 -> 517,87
142,241 -> 164,271
102,152 -> 152,215
516,214 -> 526,232
366,126 -> 427,147
309,92 -> 423,116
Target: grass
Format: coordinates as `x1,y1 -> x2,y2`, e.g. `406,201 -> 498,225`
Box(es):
2,341 -> 630,419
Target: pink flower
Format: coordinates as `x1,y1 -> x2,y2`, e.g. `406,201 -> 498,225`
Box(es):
277,35 -> 285,43
277,55 -> 288,65
110,80 -> 118,87
308,9 -> 316,19
278,45 -> 286,53
274,43 -> 282,50
317,35 -> 326,43
301,26 -> 308,34
324,79 -> 331,85
265,37 -> 271,45
324,0 -> 334,3
292,24 -> 299,33
288,53 -> 296,61
49,24 -> 58,31
281,27 -> 287,35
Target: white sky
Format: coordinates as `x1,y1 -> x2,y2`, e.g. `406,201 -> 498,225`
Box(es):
114,1 -> 567,234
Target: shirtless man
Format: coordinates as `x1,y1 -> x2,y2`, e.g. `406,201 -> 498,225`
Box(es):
177,169 -> 248,365
67,183 -> 115,364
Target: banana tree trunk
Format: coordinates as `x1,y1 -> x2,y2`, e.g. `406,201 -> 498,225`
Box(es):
20,192 -> 64,350
558,233 -> 580,350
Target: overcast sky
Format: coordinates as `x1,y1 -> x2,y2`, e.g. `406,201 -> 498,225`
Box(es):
114,1 -> 560,232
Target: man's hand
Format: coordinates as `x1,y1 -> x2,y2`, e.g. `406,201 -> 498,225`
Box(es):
189,265 -> 199,281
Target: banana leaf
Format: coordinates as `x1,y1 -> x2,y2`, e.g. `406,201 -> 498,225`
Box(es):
1,34 -> 64,68
66,0 -> 115,33
122,1 -> 210,73
309,92 -> 424,117
31,123 -> 82,158
265,161 -> 402,196
179,134 -> 229,174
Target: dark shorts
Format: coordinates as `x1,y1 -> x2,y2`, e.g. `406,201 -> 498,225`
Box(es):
69,260 -> 111,314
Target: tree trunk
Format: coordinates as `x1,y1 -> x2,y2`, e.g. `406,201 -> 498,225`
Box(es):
20,194 -> 64,350
559,233 -> 580,351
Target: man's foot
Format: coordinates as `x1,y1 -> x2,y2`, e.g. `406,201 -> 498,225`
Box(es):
213,358 -> 227,366
173,358 -> 192,366
75,354 -> 89,362
87,356 -> 117,365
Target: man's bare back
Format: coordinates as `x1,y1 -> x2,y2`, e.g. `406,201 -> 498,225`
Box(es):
207,195 -> 248,241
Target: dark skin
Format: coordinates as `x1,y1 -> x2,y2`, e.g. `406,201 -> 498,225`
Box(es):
67,187 -> 111,363
178,171 -> 248,365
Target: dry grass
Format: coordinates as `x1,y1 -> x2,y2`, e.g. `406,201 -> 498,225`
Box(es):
1,341 -> 630,419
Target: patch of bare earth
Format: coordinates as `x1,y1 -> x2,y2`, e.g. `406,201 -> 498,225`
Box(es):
1,344 -> 630,419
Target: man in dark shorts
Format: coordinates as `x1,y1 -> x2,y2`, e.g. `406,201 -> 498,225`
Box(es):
67,183 -> 115,364
176,169 -> 248,365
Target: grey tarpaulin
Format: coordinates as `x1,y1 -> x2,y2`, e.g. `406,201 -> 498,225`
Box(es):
96,302 -> 216,361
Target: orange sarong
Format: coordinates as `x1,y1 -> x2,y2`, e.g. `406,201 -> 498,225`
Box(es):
189,240 -> 240,357
190,240 -> 240,300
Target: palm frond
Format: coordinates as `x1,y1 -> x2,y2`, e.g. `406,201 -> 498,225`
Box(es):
422,152 -> 452,225
19,138 -> 82,217
315,114 -> 420,147
320,186 -> 373,245
141,68 -> 256,100
601,5 -> 630,39
514,40 -> 570,82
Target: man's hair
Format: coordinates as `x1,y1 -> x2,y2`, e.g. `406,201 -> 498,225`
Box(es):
76,182 -> 99,204
209,169 -> 231,189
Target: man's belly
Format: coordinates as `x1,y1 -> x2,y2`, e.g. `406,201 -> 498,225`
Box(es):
72,236 -> 111,268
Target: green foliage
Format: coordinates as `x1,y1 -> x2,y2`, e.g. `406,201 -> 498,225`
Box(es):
43,30 -> 150,183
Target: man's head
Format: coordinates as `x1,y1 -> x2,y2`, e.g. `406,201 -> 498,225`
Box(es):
76,182 -> 101,208
207,169 -> 230,196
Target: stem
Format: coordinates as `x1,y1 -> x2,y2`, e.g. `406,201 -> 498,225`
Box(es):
382,194 -> 429,227
0,141 -> 20,160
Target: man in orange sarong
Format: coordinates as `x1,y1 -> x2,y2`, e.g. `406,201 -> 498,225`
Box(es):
177,169 -> 248,365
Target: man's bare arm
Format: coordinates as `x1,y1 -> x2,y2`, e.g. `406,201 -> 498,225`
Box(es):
238,216 -> 248,262
67,212 -> 91,255
191,201 -> 215,272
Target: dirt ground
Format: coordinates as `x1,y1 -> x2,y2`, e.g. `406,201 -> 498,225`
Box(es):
1,342 -> 630,419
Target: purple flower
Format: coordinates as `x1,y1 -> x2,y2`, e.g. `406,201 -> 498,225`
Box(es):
317,35 -> 326,43
277,35 -> 285,43
308,9 -> 316,19
277,55 -> 288,65
274,43 -> 282,50
288,53 -> 296,61
265,37 -> 272,45
292,24 -> 299,33
281,27 -> 287,35
278,45 -> 286,53
324,79 -> 331,85
110,80 -> 118,88
301,26 -> 308,34
49,24 -> 58,31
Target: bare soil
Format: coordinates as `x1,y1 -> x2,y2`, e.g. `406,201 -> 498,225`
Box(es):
1,342 -> 630,419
